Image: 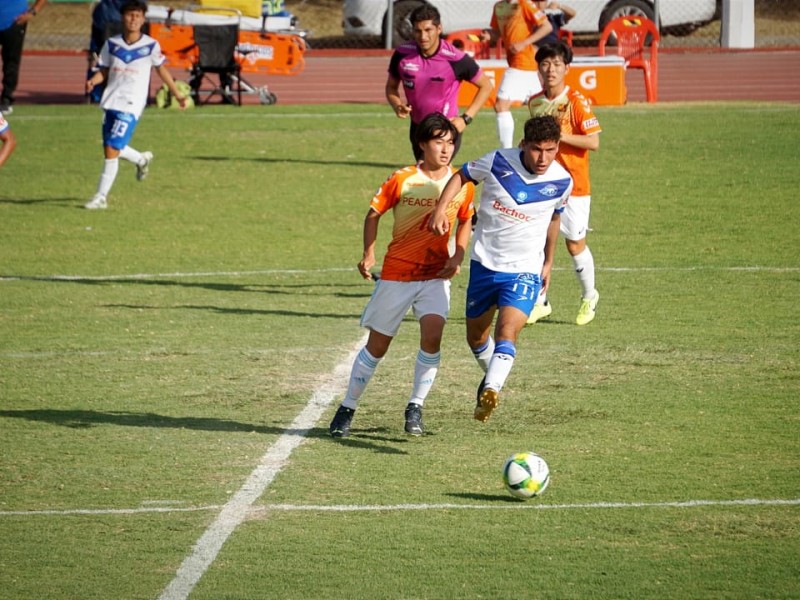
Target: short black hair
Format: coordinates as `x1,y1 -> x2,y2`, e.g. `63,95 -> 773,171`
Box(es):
535,41 -> 573,65
409,4 -> 441,27
523,115 -> 561,144
415,112 -> 457,147
120,0 -> 148,14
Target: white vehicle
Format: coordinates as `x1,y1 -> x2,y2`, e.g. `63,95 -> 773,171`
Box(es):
343,0 -> 719,46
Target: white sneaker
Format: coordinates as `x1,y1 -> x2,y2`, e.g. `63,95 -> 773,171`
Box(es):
136,151 -> 153,181
84,194 -> 108,210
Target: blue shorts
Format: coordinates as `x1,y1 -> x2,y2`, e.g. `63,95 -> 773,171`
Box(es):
102,110 -> 139,150
465,260 -> 542,319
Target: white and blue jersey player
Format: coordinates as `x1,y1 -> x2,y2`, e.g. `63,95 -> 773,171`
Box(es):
429,115 -> 572,422
84,0 -> 187,209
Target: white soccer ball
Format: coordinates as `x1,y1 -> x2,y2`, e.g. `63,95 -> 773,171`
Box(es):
502,452 -> 550,499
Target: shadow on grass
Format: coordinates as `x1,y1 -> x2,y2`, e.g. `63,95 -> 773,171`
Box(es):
0,197 -> 84,206
0,408 -> 408,454
104,302 -> 359,319
192,155 -> 399,170
446,492 -> 522,503
3,275 -> 370,295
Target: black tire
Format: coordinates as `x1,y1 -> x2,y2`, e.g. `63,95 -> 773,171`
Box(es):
600,0 -> 655,44
382,0 -> 425,48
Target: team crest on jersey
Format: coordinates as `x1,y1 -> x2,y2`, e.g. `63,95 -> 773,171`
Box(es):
109,40 -> 155,64
540,184 -> 559,197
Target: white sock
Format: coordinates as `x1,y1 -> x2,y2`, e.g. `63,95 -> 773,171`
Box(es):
471,336 -> 495,373
341,347 -> 381,410
409,349 -> 440,406
119,145 -> 143,165
485,340 -> 516,392
496,111 -> 515,148
536,291 -> 548,306
572,247 -> 596,299
96,158 -> 119,197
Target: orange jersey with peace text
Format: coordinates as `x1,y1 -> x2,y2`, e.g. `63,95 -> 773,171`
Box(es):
528,86 -> 602,196
491,0 -> 549,71
370,166 -> 475,281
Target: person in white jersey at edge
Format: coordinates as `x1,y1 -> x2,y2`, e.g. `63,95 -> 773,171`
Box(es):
429,115 -> 572,422
0,112 -> 16,167
84,0 -> 187,210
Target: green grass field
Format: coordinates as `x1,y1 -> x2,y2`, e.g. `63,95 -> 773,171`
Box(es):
1,101 -> 799,600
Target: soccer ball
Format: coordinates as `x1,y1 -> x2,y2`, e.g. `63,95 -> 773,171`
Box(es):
502,452 -> 550,499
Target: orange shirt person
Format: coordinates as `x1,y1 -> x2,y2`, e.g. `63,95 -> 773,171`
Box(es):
527,41 -> 602,326
480,0 -> 552,148
328,113 -> 475,439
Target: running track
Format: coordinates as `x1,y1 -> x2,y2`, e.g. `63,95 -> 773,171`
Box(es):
16,49 -> 800,106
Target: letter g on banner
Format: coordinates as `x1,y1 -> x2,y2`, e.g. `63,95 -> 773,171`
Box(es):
579,69 -> 597,90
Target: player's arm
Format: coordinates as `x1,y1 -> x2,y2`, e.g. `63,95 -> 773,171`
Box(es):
155,64 -> 188,109
385,74 -> 412,119
508,18 -> 553,54
456,72 -> 493,132
552,2 -> 577,21
0,129 -> 17,168
358,208 -> 382,280
560,131 -> 599,151
540,210 -> 561,294
15,0 -> 46,25
429,170 -> 469,236
86,67 -> 109,93
438,216 -> 472,279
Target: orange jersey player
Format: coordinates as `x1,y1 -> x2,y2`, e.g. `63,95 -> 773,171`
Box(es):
527,41 -> 602,326
371,161 -> 474,281
481,0 -> 553,148
329,113 -> 475,439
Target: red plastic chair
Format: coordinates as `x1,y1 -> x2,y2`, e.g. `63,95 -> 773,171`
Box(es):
557,28 -> 573,47
598,16 -> 660,103
446,28 -> 492,59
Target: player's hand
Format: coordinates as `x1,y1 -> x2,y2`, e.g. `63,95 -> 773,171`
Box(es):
540,265 -> 553,294
176,95 -> 188,110
85,79 -> 96,94
437,260 -> 461,280
428,215 -> 450,236
393,103 -> 412,119
357,256 -> 375,280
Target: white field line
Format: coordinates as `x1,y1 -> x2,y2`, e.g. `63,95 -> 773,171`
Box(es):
1,265 -> 798,284
2,497 -> 798,518
156,331 -> 368,600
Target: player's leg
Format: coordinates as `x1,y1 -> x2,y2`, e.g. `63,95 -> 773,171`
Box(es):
562,195 -> 599,324
494,70 -> 517,148
330,280 -> 411,437
404,279 -> 450,435
475,272 -> 539,422
0,22 -> 26,111
86,111 -> 137,208
495,69 -> 542,148
119,145 -> 153,181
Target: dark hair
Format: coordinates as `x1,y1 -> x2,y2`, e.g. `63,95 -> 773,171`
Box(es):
523,115 -> 561,144
120,0 -> 147,14
415,112 -> 458,147
409,3 -> 441,27
535,41 -> 573,65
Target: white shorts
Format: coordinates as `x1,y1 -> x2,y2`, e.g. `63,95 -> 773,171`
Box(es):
561,195 -> 591,241
496,67 -> 543,103
360,278 -> 451,338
